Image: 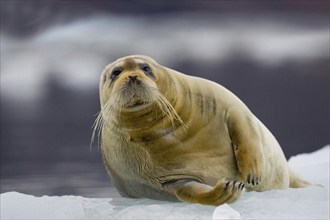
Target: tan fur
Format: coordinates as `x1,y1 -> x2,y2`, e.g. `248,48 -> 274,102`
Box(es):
95,55 -> 310,206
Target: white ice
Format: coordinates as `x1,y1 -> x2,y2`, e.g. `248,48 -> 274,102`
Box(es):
1,15 -> 329,105
1,146 -> 329,219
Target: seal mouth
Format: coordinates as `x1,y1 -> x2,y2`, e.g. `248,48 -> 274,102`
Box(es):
124,101 -> 152,112
125,99 -> 148,108
123,94 -> 151,111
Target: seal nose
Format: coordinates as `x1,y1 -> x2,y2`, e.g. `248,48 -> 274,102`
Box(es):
129,75 -> 138,82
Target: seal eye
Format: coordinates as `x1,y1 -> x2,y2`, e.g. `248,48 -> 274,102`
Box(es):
140,63 -> 153,76
111,68 -> 122,80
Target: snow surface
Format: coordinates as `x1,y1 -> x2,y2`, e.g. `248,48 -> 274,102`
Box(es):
1,146 -> 329,219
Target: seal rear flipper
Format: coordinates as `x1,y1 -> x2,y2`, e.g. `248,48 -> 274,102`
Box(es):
167,179 -> 245,206
289,168 -> 312,188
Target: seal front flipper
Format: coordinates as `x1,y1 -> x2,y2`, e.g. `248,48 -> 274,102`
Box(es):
226,106 -> 265,188
166,179 -> 244,206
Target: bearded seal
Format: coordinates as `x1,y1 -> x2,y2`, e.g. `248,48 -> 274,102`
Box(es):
94,55 -> 310,206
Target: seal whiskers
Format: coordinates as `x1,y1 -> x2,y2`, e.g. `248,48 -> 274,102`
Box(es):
91,98 -> 114,149
153,90 -> 187,131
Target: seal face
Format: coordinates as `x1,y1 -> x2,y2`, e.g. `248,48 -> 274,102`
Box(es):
94,55 -> 310,206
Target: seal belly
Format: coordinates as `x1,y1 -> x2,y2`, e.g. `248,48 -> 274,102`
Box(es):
119,178 -> 178,201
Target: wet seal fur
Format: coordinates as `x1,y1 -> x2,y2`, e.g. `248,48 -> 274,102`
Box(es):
94,55 -> 310,206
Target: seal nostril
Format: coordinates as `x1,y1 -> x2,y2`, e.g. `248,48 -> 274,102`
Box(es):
129,75 -> 138,82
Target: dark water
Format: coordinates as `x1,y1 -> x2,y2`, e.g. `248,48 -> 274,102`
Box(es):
0,102 -> 120,198
0,79 -> 118,197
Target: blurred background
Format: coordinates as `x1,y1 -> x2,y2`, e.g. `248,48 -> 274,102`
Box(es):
1,0 -> 329,198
